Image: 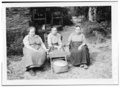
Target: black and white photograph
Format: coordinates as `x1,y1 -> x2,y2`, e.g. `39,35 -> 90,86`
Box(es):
1,0 -> 119,86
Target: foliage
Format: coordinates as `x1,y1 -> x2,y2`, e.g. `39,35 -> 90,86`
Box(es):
96,6 -> 111,22
6,8 -> 30,56
6,7 -> 111,56
82,21 -> 111,43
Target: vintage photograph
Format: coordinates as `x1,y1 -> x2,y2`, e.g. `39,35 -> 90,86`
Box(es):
6,5 -> 112,80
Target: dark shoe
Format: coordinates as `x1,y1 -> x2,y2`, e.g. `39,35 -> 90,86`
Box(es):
26,65 -> 35,71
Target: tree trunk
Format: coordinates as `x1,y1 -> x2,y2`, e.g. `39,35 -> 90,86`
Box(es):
88,7 -> 97,22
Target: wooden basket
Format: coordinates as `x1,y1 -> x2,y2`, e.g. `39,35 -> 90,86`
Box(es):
52,60 -> 68,73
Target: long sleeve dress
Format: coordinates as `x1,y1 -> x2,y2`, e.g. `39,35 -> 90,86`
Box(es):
68,33 -> 90,66
23,35 -> 47,68
47,33 -> 62,51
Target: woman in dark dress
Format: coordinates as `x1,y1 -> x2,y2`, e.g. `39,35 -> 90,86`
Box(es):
67,26 -> 90,69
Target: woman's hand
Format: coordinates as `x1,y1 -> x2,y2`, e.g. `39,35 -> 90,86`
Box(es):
54,45 -> 59,49
53,45 -> 62,50
45,49 -> 49,53
78,43 -> 86,50
33,48 -> 39,52
78,46 -> 82,50
57,46 -> 62,50
66,42 -> 70,46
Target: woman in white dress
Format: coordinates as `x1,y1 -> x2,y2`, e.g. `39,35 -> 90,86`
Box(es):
47,27 -> 63,51
23,27 -> 47,76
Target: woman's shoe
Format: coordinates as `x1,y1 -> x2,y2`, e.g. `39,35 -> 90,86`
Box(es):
26,66 -> 31,71
26,65 -> 35,71
29,69 -> 36,76
83,64 -> 88,69
80,64 -> 84,68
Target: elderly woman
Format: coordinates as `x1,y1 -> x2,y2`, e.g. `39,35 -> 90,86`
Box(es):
47,27 -> 63,51
67,26 -> 90,69
23,27 -> 47,75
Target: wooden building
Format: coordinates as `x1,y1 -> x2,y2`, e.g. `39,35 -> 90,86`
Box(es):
29,7 -> 64,47
30,7 -> 63,30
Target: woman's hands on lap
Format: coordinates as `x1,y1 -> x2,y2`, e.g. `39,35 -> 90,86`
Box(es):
33,49 -> 39,52
78,43 -> 86,50
78,46 -> 82,51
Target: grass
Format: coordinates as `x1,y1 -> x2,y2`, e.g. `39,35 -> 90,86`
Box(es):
6,8 -> 112,80
7,22 -> 112,80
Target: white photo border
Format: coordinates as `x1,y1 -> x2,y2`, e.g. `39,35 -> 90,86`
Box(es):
1,1 -> 119,86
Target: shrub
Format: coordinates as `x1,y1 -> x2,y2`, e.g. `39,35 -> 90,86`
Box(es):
7,29 -> 26,56
6,8 -> 30,56
82,21 -> 111,43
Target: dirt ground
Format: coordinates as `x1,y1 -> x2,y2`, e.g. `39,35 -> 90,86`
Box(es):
7,26 -> 112,80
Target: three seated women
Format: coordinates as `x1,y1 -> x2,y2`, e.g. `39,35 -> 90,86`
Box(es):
23,26 -> 90,76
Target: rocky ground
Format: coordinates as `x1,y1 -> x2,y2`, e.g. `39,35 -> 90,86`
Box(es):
7,25 -> 112,80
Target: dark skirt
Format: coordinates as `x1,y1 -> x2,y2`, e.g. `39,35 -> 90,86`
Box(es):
68,41 -> 90,66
